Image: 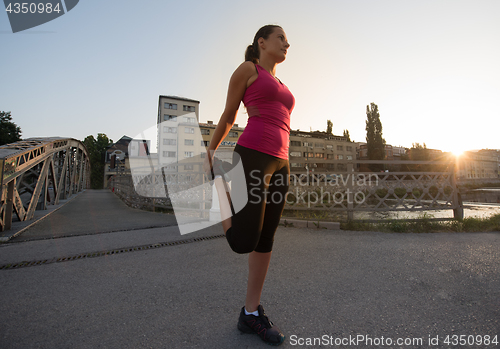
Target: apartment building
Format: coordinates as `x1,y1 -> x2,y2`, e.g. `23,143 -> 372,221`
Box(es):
196,124 -> 356,173
198,121 -> 245,165
357,143 -> 407,160
157,95 -> 201,170
288,130 -> 356,173
457,150 -> 499,180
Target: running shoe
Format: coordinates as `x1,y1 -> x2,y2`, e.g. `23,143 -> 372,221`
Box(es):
237,305 -> 285,346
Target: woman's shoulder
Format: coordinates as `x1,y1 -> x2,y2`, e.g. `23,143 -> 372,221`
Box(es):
235,61 -> 258,75
230,61 -> 259,87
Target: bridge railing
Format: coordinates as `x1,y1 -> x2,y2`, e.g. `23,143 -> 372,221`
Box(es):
109,159 -> 463,222
0,138 -> 90,232
286,160 -> 463,221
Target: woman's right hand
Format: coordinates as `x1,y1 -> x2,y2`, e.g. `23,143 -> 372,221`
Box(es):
203,152 -> 214,180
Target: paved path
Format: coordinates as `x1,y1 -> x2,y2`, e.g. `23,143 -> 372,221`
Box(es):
7,190 -> 179,241
0,190 -> 499,348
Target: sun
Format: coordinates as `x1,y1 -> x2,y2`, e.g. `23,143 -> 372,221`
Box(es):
450,147 -> 466,158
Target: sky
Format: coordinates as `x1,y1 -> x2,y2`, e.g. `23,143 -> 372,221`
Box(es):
1,0 -> 499,154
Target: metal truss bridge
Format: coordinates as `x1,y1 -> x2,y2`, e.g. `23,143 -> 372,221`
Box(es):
0,138 -> 90,233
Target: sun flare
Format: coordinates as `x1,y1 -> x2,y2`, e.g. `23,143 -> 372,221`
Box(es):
451,149 -> 465,158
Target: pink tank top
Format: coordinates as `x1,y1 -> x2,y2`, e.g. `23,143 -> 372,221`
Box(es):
237,64 -> 295,159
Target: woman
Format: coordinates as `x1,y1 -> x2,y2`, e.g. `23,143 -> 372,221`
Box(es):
204,24 -> 294,346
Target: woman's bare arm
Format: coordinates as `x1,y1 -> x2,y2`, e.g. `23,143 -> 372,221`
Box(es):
208,61 -> 256,154
204,62 -> 257,173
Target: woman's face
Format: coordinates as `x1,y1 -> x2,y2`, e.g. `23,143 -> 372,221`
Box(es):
259,27 -> 290,63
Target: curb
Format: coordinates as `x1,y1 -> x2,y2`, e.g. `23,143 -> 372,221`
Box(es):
280,218 -> 340,230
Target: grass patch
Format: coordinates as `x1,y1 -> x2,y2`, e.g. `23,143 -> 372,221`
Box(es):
282,209 -> 345,221
283,208 -> 500,233
341,213 -> 500,233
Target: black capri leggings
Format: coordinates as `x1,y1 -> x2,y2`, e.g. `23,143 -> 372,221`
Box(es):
226,144 -> 290,254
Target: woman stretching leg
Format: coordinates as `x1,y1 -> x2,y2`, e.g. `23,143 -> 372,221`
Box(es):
204,24 -> 294,346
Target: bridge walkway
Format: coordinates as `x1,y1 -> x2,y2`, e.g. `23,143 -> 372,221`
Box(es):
0,190 -> 498,348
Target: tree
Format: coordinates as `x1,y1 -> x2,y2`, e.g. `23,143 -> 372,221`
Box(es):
365,103 -> 386,171
0,111 -> 22,145
343,129 -> 351,142
408,142 -> 437,172
83,133 -> 113,189
326,120 -> 333,135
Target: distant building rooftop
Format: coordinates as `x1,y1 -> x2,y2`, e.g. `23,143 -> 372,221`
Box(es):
159,95 -> 200,104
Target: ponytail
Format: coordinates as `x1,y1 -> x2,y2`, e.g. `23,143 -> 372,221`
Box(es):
245,44 -> 259,64
244,24 -> 281,63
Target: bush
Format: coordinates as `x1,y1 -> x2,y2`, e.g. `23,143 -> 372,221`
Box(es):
394,188 -> 407,198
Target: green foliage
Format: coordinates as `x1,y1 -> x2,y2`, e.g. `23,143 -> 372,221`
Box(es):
365,103 -> 386,171
394,188 -> 407,198
341,220 -> 377,231
343,129 -> 351,142
83,133 -> 113,189
0,111 -> 22,145
388,220 -> 409,232
412,188 -> 422,198
326,120 -> 333,135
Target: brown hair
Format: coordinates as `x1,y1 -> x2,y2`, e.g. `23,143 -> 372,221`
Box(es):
244,25 -> 282,64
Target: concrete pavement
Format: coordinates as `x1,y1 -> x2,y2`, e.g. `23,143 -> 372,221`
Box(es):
0,190 -> 499,348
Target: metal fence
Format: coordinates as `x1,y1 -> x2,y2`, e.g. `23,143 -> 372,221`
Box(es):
286,160 -> 463,221
110,159 -> 464,222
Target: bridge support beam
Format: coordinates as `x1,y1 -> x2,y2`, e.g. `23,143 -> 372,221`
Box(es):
0,138 -> 90,233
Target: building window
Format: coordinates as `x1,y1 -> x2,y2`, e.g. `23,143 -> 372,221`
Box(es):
346,155 -> 353,160
163,127 -> 177,133
185,139 -> 194,146
304,152 -> 314,158
184,151 -> 194,158
163,151 -> 176,157
200,129 -> 210,135
315,143 -> 323,148
315,153 -> 324,158
163,139 -> 177,145
337,154 -> 344,160
337,145 -> 343,151
326,144 -> 333,149
184,164 -> 194,170
327,154 -> 334,159
346,146 -> 353,152
290,151 -> 302,157
290,141 -> 301,147
164,103 -> 177,110
228,131 -> 238,137
183,105 -> 196,112
185,127 -> 195,134
303,142 -> 312,147
163,115 -> 177,122
290,163 -> 303,168
183,117 -> 195,123
200,152 -> 206,158
201,140 -> 210,147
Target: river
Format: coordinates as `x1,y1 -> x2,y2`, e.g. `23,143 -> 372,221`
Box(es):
355,188 -> 500,220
